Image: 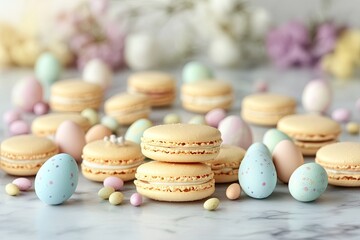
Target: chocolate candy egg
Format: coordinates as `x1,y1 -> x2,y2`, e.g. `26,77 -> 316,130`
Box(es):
12,76 -> 43,112
35,153 -> 78,205
218,115 -> 252,149
302,80 -> 332,113
263,128 -> 292,153
272,140 -> 304,183
239,142 -> 277,199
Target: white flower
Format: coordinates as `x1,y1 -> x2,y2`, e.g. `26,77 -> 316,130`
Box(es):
249,8 -> 271,39
208,35 -> 242,67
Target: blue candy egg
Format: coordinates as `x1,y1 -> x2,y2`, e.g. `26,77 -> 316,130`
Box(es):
239,142 -> 277,199
125,118 -> 153,144
182,61 -> 214,83
35,153 -> 78,205
35,52 -> 62,85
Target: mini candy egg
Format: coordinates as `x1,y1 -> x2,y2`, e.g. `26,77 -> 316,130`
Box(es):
331,108 -> 351,123
101,116 -> 119,132
203,198 -> 220,211
83,59 -> 113,90
226,183 -> 241,200
301,80 -> 332,113
12,178 -> 32,191
55,120 -> 86,162
288,163 -> 328,202
272,140 -> 304,183
9,120 -> 30,136
98,187 -> 115,200
163,113 -> 181,124
81,108 -> 100,126
125,118 -> 153,144
35,52 -> 62,85
218,115 -> 252,149
85,124 -> 112,143
263,128 -> 292,153
182,61 -> 214,83
239,143 -> 277,199
130,193 -> 143,207
103,176 -> 124,191
33,102 -> 49,115
12,76 -> 43,112
109,192 -> 124,205
3,110 -> 21,125
188,115 -> 207,125
205,108 -> 226,127
5,183 -> 20,196
35,153 -> 79,205
346,122 -> 359,135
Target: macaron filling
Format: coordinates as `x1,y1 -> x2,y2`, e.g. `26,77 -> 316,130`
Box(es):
50,95 -> 102,104
181,94 -> 233,105
81,159 -> 143,170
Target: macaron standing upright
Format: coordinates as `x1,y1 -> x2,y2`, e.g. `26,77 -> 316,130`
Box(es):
127,71 -> 176,107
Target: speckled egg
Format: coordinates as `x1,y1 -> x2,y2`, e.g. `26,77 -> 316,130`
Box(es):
239,142 -> 277,199
182,61 -> 214,83
82,59 -> 113,90
125,118 -> 153,144
288,163 -> 328,202
85,124 -> 112,143
12,76 -> 43,112
272,140 -> 304,183
35,52 -> 62,85
263,128 -> 292,153
35,153 -> 78,205
302,80 -> 332,113
218,115 -> 253,149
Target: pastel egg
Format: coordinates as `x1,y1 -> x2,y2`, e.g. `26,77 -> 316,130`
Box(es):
103,176 -> 124,191
12,177 -> 32,191
331,108 -> 351,123
82,58 -> 113,90
302,80 -> 332,113
101,116 -> 119,132
55,120 -> 86,162
35,52 -> 62,85
163,113 -> 181,124
182,61 -> 214,83
130,193 -> 143,207
188,115 -> 207,125
226,183 -> 241,200
218,115 -> 252,149
239,142 -> 277,199
125,119 -> 153,144
12,76 -> 43,112
272,140 -> 304,183
35,153 -> 79,205
85,124 -> 112,143
263,128 -> 292,153
9,120 -> 30,136
3,110 -> 21,125
33,102 -> 49,115
205,108 -> 226,127
81,108 -> 100,126
288,163 -> 328,202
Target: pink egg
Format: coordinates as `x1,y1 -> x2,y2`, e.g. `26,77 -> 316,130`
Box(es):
218,115 -> 253,149
12,76 -> 43,112
205,108 -> 226,127
55,120 -> 86,163
130,193 -> 143,207
331,108 -> 351,123
9,120 -> 30,136
254,80 -> 268,93
3,110 -> 21,125
33,102 -> 49,115
103,176 -> 124,190
12,178 -> 32,191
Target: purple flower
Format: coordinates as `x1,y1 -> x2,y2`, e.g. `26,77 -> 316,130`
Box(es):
312,22 -> 340,60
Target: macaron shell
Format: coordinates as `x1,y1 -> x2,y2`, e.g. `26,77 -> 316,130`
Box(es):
128,71 -> 176,91
182,80 -> 232,96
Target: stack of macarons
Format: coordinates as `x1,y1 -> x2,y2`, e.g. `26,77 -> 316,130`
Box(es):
135,123 -> 222,202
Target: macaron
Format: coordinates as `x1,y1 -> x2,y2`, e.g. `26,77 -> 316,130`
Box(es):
205,145 -> 246,183
315,142 -> 360,187
134,161 -> 215,202
127,71 -> 176,107
141,123 -> 222,162
277,114 -> 341,156
181,80 -> 233,113
49,79 -> 103,112
0,135 -> 59,176
241,93 -> 296,126
82,136 -> 145,182
104,93 -> 151,125
31,113 -> 91,138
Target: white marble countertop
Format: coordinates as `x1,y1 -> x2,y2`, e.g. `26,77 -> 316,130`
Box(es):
0,65 -> 360,240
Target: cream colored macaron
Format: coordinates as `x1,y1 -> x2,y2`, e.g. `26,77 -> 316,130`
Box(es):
181,80 -> 233,113
277,114 -> 341,156
241,93 -> 296,126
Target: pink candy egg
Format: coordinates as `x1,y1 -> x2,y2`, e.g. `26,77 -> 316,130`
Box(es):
218,115 -> 253,149
12,76 -> 43,112
12,178 -> 32,191
33,102 -> 49,115
331,108 -> 351,123
3,110 -> 21,125
103,176 -> 124,190
130,193 -> 143,207
205,108 -> 226,128
9,120 -> 30,136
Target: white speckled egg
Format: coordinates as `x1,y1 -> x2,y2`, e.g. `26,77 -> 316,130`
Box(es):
302,80 -> 332,113
239,143 -> 277,199
288,163 -> 328,202
83,59 -> 113,90
35,153 -> 79,205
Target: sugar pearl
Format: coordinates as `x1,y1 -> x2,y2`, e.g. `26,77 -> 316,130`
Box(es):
130,193 -> 143,207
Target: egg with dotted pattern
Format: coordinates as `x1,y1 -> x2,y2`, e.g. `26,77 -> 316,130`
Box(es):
288,163 -> 328,202
239,142 -> 277,199
35,153 -> 79,205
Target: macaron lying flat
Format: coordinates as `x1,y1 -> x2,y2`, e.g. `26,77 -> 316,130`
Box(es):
205,145 -> 246,183
241,93 -> 296,126
277,114 -> 341,156
134,161 -> 215,202
181,80 -> 233,113
50,79 -> 103,112
1,135 -> 59,176
315,142 -> 360,187
104,93 -> 151,125
127,71 -> 176,107
141,123 -> 222,162
82,137 -> 145,182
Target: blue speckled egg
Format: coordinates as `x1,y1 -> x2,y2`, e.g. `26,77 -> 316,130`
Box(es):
125,119 -> 153,144
182,61 -> 214,83
35,52 -> 62,85
35,153 -> 78,205
239,142 -> 277,199
288,163 -> 328,202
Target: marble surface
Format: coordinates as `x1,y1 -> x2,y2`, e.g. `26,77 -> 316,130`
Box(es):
0,66 -> 360,240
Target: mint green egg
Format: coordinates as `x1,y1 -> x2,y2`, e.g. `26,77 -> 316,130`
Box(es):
125,119 -> 153,144
182,61 -> 214,83
263,129 -> 292,153
35,52 -> 62,85
188,115 -> 207,125
101,116 -> 119,132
